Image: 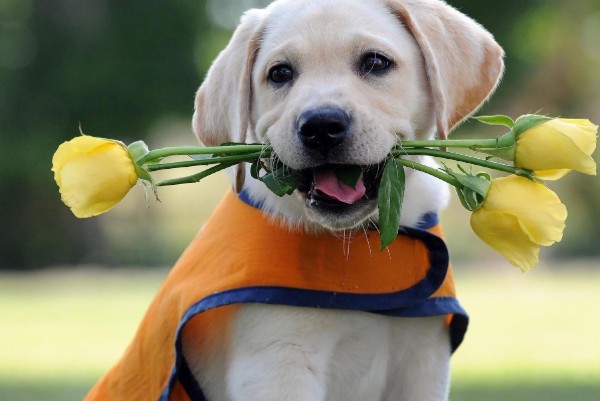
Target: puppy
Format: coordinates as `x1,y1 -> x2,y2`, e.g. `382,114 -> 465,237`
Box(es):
84,1 -> 503,400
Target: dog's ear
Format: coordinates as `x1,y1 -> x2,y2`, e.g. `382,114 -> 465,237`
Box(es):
387,0 -> 504,139
192,9 -> 266,192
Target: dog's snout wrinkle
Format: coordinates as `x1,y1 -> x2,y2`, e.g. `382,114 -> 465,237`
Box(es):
297,107 -> 350,155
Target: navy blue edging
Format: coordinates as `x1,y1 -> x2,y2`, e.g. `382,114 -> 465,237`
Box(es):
158,192 -> 467,401
238,189 -> 266,212
416,212 -> 439,230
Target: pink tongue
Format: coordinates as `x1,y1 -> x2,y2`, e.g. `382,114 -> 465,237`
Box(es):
313,170 -> 366,204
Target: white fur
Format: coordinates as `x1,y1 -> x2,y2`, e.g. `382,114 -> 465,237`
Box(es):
186,0 -> 503,400
187,304 -> 452,401
195,306 -> 450,401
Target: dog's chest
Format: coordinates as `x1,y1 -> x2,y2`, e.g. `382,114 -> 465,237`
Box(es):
189,304 -> 448,401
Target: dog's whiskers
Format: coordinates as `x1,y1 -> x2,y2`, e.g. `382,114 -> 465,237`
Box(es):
267,153 -> 289,185
367,217 -> 392,259
341,229 -> 348,259
363,220 -> 374,256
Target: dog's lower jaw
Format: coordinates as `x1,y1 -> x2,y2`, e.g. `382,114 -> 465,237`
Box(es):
302,196 -> 379,232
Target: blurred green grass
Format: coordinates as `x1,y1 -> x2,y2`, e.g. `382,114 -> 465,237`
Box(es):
1,266 -> 599,400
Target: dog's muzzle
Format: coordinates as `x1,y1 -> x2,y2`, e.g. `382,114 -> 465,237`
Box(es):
292,107 -> 386,214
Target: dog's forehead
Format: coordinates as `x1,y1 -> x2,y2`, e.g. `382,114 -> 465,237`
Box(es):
265,0 -> 391,26
260,0 -> 414,60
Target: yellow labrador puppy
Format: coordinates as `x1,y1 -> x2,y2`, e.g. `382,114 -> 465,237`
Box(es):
82,1 -> 502,401
186,0 -> 504,400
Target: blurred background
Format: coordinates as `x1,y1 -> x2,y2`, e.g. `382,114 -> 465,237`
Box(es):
0,0 -> 599,400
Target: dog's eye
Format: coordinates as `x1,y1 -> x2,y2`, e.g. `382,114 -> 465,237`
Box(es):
360,53 -> 393,75
268,64 -> 294,84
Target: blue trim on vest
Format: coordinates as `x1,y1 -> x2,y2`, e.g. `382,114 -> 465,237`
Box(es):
416,212 -> 439,230
238,188 -> 266,211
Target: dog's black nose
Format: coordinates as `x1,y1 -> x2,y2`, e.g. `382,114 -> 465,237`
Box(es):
297,107 -> 350,154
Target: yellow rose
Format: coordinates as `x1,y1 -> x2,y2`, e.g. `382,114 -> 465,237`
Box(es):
52,136 -> 138,218
470,175 -> 567,271
515,118 -> 597,180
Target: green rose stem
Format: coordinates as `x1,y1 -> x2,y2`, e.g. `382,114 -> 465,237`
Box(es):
398,137 -> 511,150
139,145 -> 532,181
393,158 -> 460,187
138,144 -> 267,165
146,152 -> 264,171
393,148 -> 534,179
157,161 -> 239,186
134,135 -> 535,189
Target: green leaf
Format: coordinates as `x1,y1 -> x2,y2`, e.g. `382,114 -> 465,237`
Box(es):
472,115 -> 514,128
446,168 -> 491,198
134,164 -> 160,201
454,187 -> 474,211
250,160 -> 263,179
335,165 -> 363,189
512,114 -> 552,137
473,131 -> 516,161
127,140 -> 150,162
443,166 -> 491,211
260,167 -> 304,197
378,159 -> 405,250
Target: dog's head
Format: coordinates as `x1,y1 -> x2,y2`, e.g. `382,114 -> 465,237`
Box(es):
193,0 -> 504,230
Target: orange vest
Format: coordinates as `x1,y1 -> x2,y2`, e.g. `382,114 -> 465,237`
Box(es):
84,191 -> 467,401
